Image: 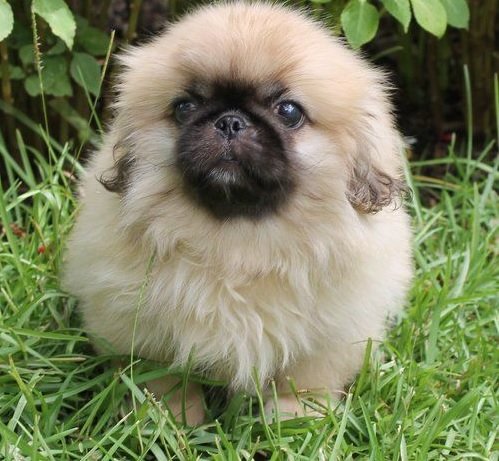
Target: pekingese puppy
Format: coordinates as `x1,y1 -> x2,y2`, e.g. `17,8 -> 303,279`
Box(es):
64,2 -> 413,424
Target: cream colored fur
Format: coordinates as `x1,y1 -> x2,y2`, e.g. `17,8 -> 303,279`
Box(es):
63,2 -> 413,421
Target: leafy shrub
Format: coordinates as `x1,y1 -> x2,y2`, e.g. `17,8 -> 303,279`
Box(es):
341,0 -> 469,48
1,0 -> 110,95
0,0 -> 112,147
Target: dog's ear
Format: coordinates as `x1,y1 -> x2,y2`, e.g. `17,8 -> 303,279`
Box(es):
98,144 -> 135,194
346,161 -> 406,214
345,104 -> 408,214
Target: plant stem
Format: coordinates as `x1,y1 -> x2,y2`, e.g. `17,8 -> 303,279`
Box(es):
0,42 -> 12,106
0,40 -> 15,149
169,0 -> 177,18
126,0 -> 143,43
31,12 -> 50,142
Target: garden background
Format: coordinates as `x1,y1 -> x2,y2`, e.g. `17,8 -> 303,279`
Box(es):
0,0 -> 497,459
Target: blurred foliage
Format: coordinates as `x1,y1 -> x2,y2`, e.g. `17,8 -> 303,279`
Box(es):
0,0 -> 497,163
341,0 -> 469,48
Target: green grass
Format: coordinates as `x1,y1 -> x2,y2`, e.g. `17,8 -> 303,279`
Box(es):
1,111 -> 498,459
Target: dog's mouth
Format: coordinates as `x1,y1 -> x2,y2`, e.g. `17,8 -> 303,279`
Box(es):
205,161 -> 244,187
190,162 -> 282,217
177,144 -> 292,220
213,154 -> 242,171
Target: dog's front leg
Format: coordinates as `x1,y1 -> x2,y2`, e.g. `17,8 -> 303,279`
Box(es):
147,375 -> 205,426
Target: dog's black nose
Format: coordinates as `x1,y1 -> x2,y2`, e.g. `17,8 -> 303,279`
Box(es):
214,114 -> 247,139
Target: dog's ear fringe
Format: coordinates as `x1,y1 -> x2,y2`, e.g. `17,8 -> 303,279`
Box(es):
347,165 -> 408,214
97,145 -> 135,194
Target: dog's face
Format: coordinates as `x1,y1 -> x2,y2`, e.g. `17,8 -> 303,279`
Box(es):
173,80 -> 299,218
101,3 -> 404,224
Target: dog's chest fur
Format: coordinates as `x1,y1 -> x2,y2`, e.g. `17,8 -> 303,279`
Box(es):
90,233 -> 337,390
70,175 -> 410,393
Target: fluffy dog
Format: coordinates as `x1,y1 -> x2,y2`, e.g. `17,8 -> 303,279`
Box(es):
63,2 -> 413,424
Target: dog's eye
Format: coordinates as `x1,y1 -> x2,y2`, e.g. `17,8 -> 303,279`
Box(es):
275,101 -> 304,128
174,100 -> 197,123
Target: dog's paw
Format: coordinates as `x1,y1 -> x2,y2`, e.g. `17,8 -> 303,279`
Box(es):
264,394 -> 324,421
147,375 -> 205,426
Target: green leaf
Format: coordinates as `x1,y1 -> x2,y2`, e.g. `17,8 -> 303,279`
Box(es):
410,0 -> 447,38
0,0 -> 14,42
24,55 -> 73,97
381,0 -> 411,32
47,39 -> 66,55
19,44 -> 35,67
77,25 -> 111,56
32,0 -> 76,49
75,15 -> 111,55
341,0 -> 380,49
0,65 -> 25,80
440,0 -> 469,29
43,55 -> 72,96
70,52 -> 101,96
24,75 -> 41,97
